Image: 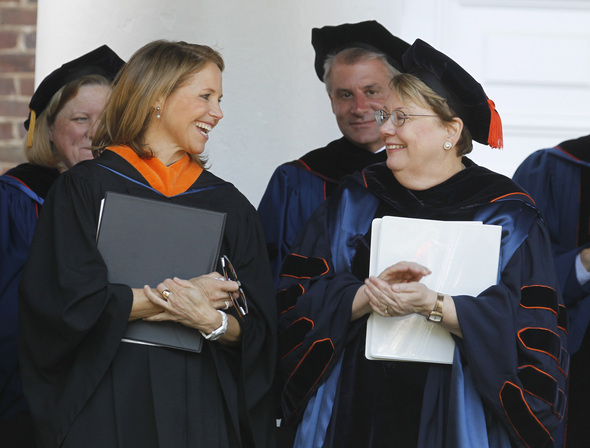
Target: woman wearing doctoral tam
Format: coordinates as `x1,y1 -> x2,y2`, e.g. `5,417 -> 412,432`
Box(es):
0,45 -> 123,448
277,39 -> 568,448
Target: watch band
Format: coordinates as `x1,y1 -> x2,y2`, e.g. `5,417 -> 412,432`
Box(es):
427,292 -> 444,323
200,310 -> 228,340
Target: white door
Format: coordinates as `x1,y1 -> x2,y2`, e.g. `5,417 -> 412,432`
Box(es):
400,0 -> 590,177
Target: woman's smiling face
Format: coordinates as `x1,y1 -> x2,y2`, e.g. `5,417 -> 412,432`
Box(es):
49,83 -> 109,170
152,62 -> 224,162
379,91 -> 449,177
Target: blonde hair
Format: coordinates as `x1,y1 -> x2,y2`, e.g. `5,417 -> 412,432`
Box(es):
93,40 -> 224,167
26,74 -> 111,170
390,73 -> 473,156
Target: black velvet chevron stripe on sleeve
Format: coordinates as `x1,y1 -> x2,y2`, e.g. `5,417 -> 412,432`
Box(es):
280,318 -> 314,359
279,253 -> 329,279
500,382 -> 554,448
277,284 -> 305,314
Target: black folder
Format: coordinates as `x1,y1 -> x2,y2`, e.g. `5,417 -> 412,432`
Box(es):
96,191 -> 226,352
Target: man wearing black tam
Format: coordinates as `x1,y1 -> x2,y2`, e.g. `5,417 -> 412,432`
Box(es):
277,37 -> 567,448
0,45 -> 123,448
258,21 -> 410,288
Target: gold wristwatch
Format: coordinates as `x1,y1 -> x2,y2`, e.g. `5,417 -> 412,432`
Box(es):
427,292 -> 444,323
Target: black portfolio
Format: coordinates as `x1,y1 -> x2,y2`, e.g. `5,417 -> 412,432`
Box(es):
96,191 -> 226,352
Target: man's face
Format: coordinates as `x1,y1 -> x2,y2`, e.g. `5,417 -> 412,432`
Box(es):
328,58 -> 392,153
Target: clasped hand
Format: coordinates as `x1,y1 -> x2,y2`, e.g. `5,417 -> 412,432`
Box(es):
362,261 -> 435,318
143,272 -> 239,331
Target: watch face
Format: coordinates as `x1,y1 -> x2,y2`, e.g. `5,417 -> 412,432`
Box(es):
427,312 -> 443,323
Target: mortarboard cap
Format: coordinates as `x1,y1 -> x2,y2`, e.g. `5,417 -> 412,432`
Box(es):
24,45 -> 124,146
312,20 -> 410,82
402,39 -> 503,149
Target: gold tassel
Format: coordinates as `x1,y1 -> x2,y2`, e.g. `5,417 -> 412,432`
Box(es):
26,109 -> 36,149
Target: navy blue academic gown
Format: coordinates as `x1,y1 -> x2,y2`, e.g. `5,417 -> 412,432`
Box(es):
278,160 -> 568,448
0,164 -> 59,435
257,137 -> 386,287
513,136 -> 590,447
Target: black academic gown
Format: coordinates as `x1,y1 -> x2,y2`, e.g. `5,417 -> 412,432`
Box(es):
18,150 -> 277,448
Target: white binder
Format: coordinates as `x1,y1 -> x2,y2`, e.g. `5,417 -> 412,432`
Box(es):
365,216 -> 502,364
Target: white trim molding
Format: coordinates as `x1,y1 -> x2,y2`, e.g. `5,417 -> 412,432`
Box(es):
459,0 -> 590,9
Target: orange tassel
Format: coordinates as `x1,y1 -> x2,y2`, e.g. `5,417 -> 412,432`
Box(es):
487,99 -> 503,149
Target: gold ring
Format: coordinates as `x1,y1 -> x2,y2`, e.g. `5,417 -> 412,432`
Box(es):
384,307 -> 390,315
161,289 -> 171,300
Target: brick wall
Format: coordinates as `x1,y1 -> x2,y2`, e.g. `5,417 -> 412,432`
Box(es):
0,0 -> 36,174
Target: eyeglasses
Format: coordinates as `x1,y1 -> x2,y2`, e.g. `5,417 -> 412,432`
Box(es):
220,255 -> 249,317
375,110 -> 438,127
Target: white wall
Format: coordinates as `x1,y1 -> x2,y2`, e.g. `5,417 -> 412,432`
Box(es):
406,0 -> 590,180
37,0 -> 404,205
37,0 -> 590,205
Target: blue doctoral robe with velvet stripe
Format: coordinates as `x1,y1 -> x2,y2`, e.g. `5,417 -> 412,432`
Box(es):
0,164 -> 59,424
513,142 -> 590,353
257,137 -> 386,288
513,137 -> 590,447
278,159 -> 569,448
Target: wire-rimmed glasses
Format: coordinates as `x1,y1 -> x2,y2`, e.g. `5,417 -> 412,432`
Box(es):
375,109 -> 438,127
220,255 -> 249,317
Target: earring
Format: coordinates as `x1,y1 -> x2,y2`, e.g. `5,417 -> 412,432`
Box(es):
156,106 -> 161,119
443,141 -> 453,151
